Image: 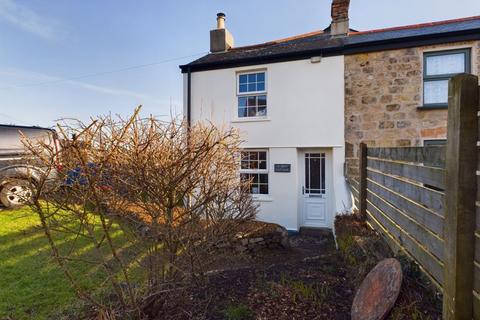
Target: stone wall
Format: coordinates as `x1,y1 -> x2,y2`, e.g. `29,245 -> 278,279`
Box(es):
215,221 -> 290,253
345,41 -> 480,178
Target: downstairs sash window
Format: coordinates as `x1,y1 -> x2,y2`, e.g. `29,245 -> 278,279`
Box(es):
240,150 -> 268,195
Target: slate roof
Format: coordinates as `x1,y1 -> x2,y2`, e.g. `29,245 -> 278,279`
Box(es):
180,16 -> 480,73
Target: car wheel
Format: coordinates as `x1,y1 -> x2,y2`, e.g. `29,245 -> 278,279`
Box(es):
0,180 -> 35,208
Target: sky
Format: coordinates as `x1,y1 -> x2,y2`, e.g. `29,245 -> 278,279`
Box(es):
0,0 -> 479,128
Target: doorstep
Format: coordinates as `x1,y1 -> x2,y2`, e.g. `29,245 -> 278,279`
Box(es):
299,227 -> 333,237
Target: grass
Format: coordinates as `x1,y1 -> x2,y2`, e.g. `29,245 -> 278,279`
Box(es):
0,206 -> 134,320
223,303 -> 254,320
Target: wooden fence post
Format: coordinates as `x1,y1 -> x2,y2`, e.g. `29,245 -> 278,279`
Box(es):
358,142 -> 367,220
443,74 -> 479,319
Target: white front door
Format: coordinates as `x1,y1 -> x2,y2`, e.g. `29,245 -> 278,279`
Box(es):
301,151 -> 328,228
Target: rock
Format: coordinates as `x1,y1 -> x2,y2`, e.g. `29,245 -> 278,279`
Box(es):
235,245 -> 247,252
222,221 -> 290,253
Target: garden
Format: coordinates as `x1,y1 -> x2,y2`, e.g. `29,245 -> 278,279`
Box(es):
0,109 -> 442,319
0,206 -> 442,319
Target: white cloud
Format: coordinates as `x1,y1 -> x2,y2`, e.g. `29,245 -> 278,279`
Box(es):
0,67 -> 178,106
0,0 -> 61,39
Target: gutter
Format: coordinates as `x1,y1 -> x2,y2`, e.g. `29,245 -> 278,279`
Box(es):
180,28 -> 480,73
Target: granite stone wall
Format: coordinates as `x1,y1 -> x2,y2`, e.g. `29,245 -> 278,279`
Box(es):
345,41 -> 480,178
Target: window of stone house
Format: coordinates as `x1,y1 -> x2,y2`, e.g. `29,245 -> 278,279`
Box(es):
423,49 -> 471,108
423,139 -> 446,191
240,150 -> 269,194
423,139 -> 446,147
237,71 -> 267,118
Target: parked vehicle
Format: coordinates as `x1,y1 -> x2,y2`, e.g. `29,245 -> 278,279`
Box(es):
0,124 -> 61,208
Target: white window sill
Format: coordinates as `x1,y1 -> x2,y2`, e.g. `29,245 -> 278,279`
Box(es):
252,195 -> 273,202
232,117 -> 271,123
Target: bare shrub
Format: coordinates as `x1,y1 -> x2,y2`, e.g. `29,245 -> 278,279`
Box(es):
23,107 -> 258,318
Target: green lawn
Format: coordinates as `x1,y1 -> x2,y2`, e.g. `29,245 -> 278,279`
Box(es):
0,207 -> 134,319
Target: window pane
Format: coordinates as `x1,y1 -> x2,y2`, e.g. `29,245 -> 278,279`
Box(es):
239,84 -> 248,93
248,74 -> 256,82
259,152 -> 266,160
241,161 -> 249,169
238,107 -> 247,118
257,72 -> 265,82
238,97 -> 247,107
259,160 -> 267,170
260,174 -> 268,183
249,152 -> 258,160
251,185 -> 259,194
247,108 -> 257,117
257,107 -> 267,116
424,139 -> 447,146
239,74 -> 248,84
259,184 -> 268,194
426,53 -> 465,76
258,95 -> 267,106
424,80 -> 449,105
305,157 -> 309,189
257,82 -> 265,91
310,158 -> 321,190
248,83 -> 256,92
247,96 -> 256,106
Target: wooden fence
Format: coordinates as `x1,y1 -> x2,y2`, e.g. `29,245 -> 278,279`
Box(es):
348,74 -> 480,319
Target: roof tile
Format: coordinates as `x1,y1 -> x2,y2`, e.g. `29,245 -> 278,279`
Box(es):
181,16 -> 480,72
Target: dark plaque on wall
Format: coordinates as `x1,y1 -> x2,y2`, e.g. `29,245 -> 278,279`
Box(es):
274,164 -> 291,173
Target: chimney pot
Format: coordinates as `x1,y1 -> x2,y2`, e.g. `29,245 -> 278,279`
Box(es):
217,12 -> 226,29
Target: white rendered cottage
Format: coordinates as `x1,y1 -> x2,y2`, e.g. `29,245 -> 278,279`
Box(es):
180,5 -> 352,231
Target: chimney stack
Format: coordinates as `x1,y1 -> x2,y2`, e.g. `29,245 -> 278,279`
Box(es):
210,12 -> 234,53
330,0 -> 350,37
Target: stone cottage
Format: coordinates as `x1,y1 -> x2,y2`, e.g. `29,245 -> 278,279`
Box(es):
345,34 -> 480,177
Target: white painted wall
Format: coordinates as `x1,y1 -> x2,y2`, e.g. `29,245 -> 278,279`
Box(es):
185,56 -> 350,230
257,147 -> 299,230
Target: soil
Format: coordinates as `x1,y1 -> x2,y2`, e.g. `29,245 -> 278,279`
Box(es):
144,216 -> 442,319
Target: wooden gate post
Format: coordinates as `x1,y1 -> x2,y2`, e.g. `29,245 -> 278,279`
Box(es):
358,142 -> 367,220
443,74 -> 479,319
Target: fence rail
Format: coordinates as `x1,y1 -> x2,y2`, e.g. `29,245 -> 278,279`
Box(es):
348,74 -> 480,319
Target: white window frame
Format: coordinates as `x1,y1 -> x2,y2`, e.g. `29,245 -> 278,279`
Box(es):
239,149 -> 269,195
236,70 -> 268,120
304,152 -> 326,195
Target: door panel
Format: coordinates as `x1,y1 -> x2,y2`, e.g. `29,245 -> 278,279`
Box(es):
304,200 -> 326,221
